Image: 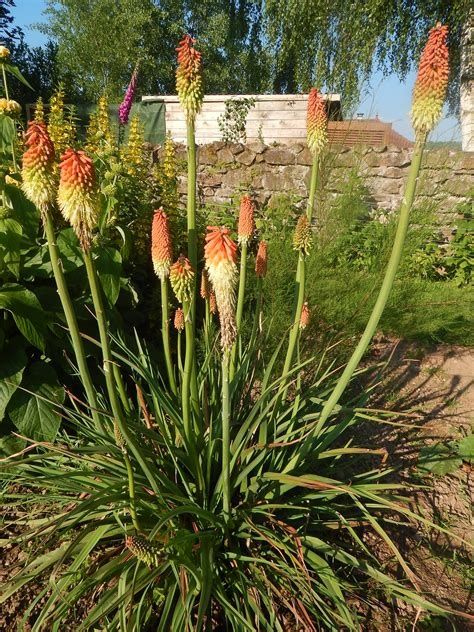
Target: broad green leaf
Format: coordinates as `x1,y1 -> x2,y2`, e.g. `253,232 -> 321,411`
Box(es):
417,443 -> 462,476
3,62 -> 34,89
57,228 -> 85,272
0,343 -> 27,421
5,184 -> 40,238
95,246 -> 122,305
0,283 -> 48,351
8,361 -> 64,441
0,217 -> 22,277
0,114 -> 15,152
458,435 -> 474,463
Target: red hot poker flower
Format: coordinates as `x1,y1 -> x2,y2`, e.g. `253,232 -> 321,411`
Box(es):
58,149 -> 99,250
21,121 -> 56,214
411,23 -> 449,135
176,34 -> 203,122
151,208 -> 173,279
255,241 -> 268,278
307,88 -> 328,154
238,195 -> 255,245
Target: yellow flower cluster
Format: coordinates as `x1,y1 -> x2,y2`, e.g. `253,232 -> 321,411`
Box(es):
121,114 -> 145,177
0,46 -> 10,60
0,98 -> 21,118
47,85 -> 76,157
85,95 -> 114,154
34,97 -> 45,123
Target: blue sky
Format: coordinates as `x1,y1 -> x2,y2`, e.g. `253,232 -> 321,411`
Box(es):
11,0 -> 460,142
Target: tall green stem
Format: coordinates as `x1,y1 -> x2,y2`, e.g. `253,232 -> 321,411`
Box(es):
181,300 -> 194,441
43,211 -> 103,433
221,351 -> 231,520
230,241 -> 248,380
160,278 -> 177,394
312,137 -> 426,438
2,64 -> 17,170
281,152 -> 319,381
184,118 -> 199,414
83,249 -> 140,531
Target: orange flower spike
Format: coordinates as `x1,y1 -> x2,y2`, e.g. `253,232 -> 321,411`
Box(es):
151,208 -> 173,279
255,241 -> 268,278
58,149 -> 100,250
176,34 -> 203,122
307,88 -> 328,155
238,195 -> 255,245
209,291 -> 217,314
411,23 -> 449,136
293,214 -> 312,256
21,121 -> 57,214
174,307 -> 185,331
170,255 -> 195,304
299,301 -> 310,330
204,226 -> 238,350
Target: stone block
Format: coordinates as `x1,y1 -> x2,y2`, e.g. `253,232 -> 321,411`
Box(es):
217,147 -> 235,163
236,149 -> 256,166
246,140 -> 266,154
296,147 -> 313,165
264,146 -> 296,165
199,145 -> 218,165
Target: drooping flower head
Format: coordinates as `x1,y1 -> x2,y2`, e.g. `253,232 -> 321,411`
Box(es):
204,226 -> 238,350
0,46 -> 10,61
21,121 -> 57,214
255,240 -> 268,278
58,149 -> 100,250
200,269 -> 210,299
238,194 -> 255,245
300,301 -> 310,330
293,214 -> 312,256
151,208 -> 172,279
125,535 -> 161,568
411,23 -> 449,136
0,98 -> 21,118
174,307 -> 185,331
176,34 -> 203,122
307,88 -> 327,154
170,255 -> 194,303
119,66 -> 139,125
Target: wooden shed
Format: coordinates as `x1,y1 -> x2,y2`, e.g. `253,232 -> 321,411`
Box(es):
142,93 -> 342,145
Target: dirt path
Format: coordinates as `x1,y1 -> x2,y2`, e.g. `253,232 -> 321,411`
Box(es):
366,339 -> 473,630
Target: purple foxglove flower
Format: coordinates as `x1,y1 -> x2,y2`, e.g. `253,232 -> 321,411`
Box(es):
119,68 -> 138,125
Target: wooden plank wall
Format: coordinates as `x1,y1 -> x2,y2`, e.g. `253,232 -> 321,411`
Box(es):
142,94 -> 340,145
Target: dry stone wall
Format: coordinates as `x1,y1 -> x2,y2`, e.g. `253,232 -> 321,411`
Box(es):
161,141 -> 473,217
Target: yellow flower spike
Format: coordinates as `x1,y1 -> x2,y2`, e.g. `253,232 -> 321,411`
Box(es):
411,23 -> 449,136
21,121 -> 57,215
47,85 -> 75,156
204,226 -> 238,351
293,214 -> 312,256
122,114 -> 145,177
58,148 -> 100,250
34,97 -> 45,124
170,255 -> 195,304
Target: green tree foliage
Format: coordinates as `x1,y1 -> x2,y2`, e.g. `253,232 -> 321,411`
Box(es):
265,0 -> 471,109
40,0 -> 272,99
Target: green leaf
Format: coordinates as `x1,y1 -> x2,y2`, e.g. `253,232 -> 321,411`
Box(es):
458,435 -> 474,464
95,246 -> 122,305
417,443 -> 462,476
0,217 -> 22,277
0,114 -> 15,152
0,343 -> 27,421
57,228 -> 85,272
0,283 -> 48,350
5,184 -> 40,238
8,361 -> 64,441
3,63 -> 34,90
